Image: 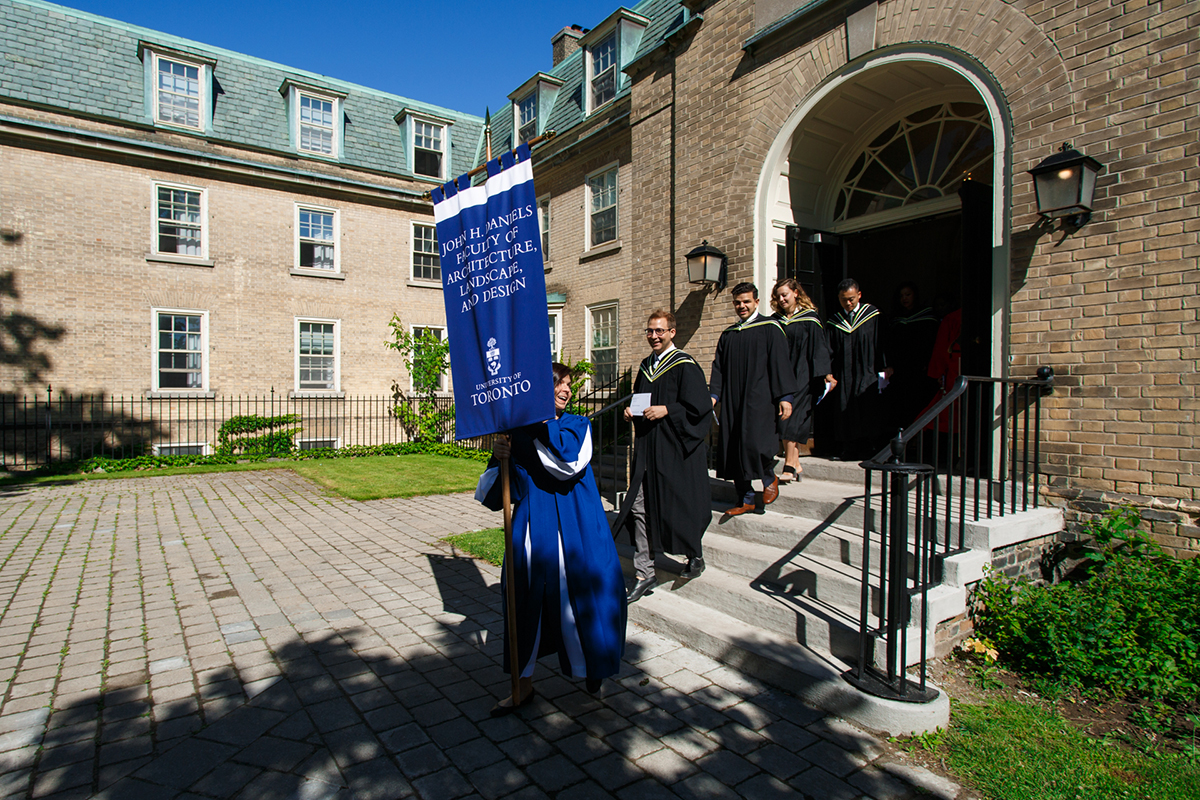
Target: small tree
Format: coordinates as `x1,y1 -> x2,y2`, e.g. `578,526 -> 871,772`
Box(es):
385,314 -> 454,443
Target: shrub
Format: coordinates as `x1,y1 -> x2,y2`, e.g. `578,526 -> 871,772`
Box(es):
216,414 -> 301,455
385,314 -> 455,443
972,506 -> 1200,704
19,441 -> 491,478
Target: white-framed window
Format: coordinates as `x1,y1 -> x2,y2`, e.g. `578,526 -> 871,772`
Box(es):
280,80 -> 344,159
296,318 -> 339,393
589,32 -> 618,112
153,442 -> 211,456
146,50 -> 210,132
153,183 -> 206,259
588,303 -> 618,387
413,119 -> 446,179
396,110 -> 454,181
586,164 -> 619,248
152,308 -> 207,392
298,437 -> 340,451
298,92 -> 336,156
412,222 -> 441,283
295,205 -> 338,272
410,325 -> 448,392
517,93 -> 538,144
548,307 -> 563,361
538,195 -> 551,259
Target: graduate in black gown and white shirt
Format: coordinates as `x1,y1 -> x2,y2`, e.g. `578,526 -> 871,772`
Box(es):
710,283 -> 799,515
613,309 -> 713,602
824,278 -> 888,460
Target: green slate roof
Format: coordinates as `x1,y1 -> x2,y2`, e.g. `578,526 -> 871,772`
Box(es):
0,0 -> 485,180
483,0 -> 690,162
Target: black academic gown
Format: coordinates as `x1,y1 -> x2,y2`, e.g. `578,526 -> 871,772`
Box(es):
883,307 -> 940,432
710,313 -> 798,481
612,349 -> 712,560
773,309 -> 832,444
824,303 -> 886,452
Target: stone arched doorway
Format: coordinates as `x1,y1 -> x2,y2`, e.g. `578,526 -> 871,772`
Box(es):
754,49 -> 1011,380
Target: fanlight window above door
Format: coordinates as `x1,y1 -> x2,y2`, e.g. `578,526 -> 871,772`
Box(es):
833,102 -> 993,223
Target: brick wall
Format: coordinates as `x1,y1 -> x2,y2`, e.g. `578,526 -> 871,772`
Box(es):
617,0 -> 1198,554
0,106 -> 445,398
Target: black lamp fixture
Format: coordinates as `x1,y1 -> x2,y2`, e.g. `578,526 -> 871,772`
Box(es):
685,240 -> 727,291
1027,143 -> 1103,227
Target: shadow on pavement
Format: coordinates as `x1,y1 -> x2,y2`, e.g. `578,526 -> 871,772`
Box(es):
28,554 -> 648,800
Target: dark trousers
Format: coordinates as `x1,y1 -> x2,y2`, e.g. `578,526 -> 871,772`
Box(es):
733,454 -> 776,504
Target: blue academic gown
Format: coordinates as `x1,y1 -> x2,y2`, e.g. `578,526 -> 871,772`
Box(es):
477,414 -> 626,679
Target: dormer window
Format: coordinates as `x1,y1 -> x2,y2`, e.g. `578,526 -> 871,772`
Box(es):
590,33 -> 617,110
280,79 -> 345,159
508,73 -> 564,146
518,94 -> 538,144
414,120 -> 445,178
396,109 -> 454,181
578,8 -> 649,116
139,43 -> 215,133
157,58 -> 202,128
299,93 -> 335,155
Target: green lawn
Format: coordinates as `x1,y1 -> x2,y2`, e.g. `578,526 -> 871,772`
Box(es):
290,455 -> 484,501
0,455 -> 485,501
937,699 -> 1200,800
443,528 -> 505,566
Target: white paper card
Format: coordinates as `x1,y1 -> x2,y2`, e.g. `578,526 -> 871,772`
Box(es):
817,381 -> 834,405
878,371 -> 890,392
630,393 -> 652,416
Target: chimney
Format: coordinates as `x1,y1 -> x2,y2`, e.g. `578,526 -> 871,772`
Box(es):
552,25 -> 586,67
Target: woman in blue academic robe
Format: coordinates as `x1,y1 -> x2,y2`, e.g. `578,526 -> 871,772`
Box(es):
476,362 -> 627,714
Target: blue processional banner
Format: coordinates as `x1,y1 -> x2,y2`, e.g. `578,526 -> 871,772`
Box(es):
431,144 -> 555,440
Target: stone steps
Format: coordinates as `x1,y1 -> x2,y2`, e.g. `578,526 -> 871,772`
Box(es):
613,456 -> 1063,736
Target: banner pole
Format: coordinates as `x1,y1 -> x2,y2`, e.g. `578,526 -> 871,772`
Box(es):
500,446 -> 521,706
485,108 -> 493,162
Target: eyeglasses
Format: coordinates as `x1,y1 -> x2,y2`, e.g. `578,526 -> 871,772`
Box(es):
644,328 -> 671,336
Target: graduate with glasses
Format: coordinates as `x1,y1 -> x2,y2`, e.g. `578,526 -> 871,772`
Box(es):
613,310 -> 713,603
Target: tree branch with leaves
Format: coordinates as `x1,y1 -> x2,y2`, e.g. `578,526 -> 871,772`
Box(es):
385,314 -> 454,443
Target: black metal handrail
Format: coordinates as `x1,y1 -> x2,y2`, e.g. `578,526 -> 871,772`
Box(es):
573,368 -> 634,508
847,367 -> 1054,701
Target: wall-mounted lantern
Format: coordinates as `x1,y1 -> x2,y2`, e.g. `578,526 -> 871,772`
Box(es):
685,240 -> 727,291
1027,143 -> 1103,227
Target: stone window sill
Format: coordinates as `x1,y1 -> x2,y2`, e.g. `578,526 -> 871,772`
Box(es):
145,254 -> 215,268
145,391 -> 216,399
407,280 -> 442,289
580,240 -> 622,263
290,269 -> 346,280
289,391 -> 346,399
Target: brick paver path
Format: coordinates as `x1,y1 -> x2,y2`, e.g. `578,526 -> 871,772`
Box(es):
0,471 -> 959,799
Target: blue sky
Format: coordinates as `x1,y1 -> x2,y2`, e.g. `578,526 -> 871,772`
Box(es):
55,0 -> 627,115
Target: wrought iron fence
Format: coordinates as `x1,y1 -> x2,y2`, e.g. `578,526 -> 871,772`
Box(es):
0,390 -> 490,470
847,368 -> 1054,701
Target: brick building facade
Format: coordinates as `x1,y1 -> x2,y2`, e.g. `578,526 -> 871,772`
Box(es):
0,0 -> 482,403
1,0 -> 1196,550
492,0 -> 1197,552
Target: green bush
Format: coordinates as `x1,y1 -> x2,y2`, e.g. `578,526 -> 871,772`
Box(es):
216,414 -> 301,455
972,506 -> 1200,704
27,441 -> 490,477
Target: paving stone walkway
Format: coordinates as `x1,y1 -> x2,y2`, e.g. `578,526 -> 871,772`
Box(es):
0,470 -> 962,799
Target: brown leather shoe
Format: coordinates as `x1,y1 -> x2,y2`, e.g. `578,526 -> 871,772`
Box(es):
763,476 -> 780,504
725,503 -> 756,516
